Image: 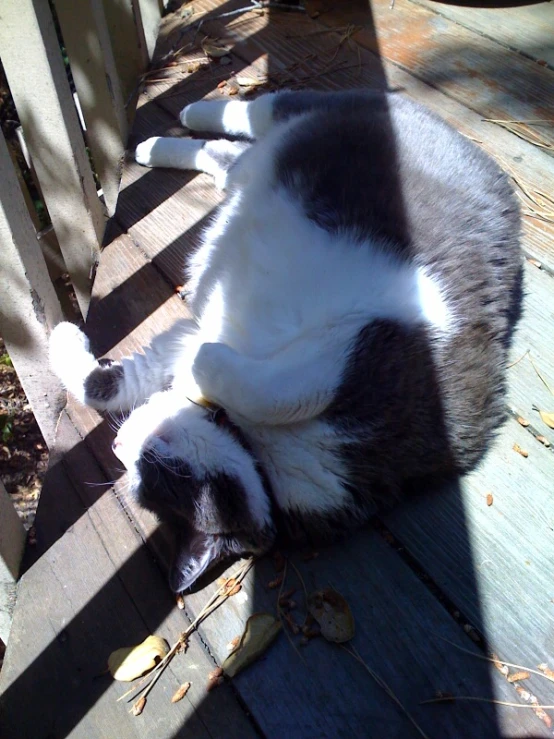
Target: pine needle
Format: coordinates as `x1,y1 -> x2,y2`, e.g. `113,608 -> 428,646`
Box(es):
343,645 -> 431,739
421,696 -> 554,708
435,635 -> 554,685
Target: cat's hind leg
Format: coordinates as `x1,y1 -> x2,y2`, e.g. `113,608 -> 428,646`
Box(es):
135,138 -> 249,189
180,94 -> 277,139
50,320 -> 198,412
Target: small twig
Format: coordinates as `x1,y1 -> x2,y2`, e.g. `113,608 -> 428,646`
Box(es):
421,696 -> 554,708
118,558 -> 255,707
507,349 -> 529,369
343,646 -> 431,739
435,635 -> 554,685
527,353 -> 554,397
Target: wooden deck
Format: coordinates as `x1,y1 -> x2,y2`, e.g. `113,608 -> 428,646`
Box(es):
2,0 -> 554,736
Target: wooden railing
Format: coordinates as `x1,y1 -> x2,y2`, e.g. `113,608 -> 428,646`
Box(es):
0,0 -> 166,642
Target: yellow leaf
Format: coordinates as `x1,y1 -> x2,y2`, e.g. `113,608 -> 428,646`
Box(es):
539,410 -> 554,429
108,635 -> 169,682
222,613 -> 281,678
308,588 -> 355,643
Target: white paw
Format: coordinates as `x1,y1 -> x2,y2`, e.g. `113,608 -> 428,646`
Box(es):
135,137 -> 161,167
180,101 -> 224,131
49,322 -> 96,401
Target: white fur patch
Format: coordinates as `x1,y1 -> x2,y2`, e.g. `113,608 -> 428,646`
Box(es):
135,137 -> 204,170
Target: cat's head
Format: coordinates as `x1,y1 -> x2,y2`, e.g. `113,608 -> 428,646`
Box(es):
113,391 -> 274,591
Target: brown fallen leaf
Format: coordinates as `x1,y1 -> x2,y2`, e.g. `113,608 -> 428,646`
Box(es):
108,635 -> 169,682
538,664 -> 554,679
486,493 -> 494,507
517,416 -> 530,427
508,671 -> 530,683
267,575 -> 283,589
308,588 -> 355,643
132,696 -> 146,716
222,613 -> 282,678
176,594 -> 185,610
538,410 -> 554,429
171,681 -> 191,703
201,37 -> 233,59
513,443 -> 529,458
228,583 -> 242,596
536,435 -> 550,447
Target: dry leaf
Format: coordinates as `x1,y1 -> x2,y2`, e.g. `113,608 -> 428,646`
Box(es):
536,435 -> 550,447
208,667 -> 224,681
132,696 -> 146,716
513,443 -> 528,458
108,635 -> 169,681
538,664 -> 554,679
222,613 -> 282,678
308,588 -> 355,643
171,681 -> 191,703
176,594 -> 185,610
539,410 -> 554,429
486,493 -> 494,507
227,636 -> 241,653
508,671 -> 530,683
517,416 -> 530,427
228,583 -> 242,596
201,37 -> 233,59
236,76 -> 266,87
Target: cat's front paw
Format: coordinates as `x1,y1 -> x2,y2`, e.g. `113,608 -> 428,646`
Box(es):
192,342 -> 238,405
49,322 -> 96,401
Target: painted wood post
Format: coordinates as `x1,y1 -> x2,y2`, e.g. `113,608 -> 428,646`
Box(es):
54,0 -> 128,216
0,0 -> 105,317
134,0 -> 163,61
0,481 -> 26,645
0,129 -> 65,448
102,0 -> 154,110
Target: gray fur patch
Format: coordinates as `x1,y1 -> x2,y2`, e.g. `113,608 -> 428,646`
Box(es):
84,362 -> 124,402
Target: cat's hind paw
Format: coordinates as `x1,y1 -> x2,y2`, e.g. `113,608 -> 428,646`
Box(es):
135,137 -> 162,167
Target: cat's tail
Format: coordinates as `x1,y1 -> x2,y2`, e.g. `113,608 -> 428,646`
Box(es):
49,321 -> 192,412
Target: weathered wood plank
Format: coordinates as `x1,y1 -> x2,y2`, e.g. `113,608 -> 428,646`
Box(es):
412,0 -> 554,68
0,480 -> 26,644
384,414 -> 554,714
0,0 -> 106,315
0,129 -> 65,447
507,263 -> 554,428
55,0 -> 128,215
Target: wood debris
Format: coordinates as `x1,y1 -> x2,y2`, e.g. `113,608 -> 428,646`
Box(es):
171,682 -> 191,703
486,493 -> 494,507
513,443 -> 529,458
507,671 -> 530,683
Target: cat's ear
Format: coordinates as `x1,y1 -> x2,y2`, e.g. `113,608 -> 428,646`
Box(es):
168,525 -> 223,593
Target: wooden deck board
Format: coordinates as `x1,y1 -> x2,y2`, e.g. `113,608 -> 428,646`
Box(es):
2,0 -> 553,736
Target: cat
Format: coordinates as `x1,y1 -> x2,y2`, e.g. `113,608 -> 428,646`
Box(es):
50,90 -> 523,593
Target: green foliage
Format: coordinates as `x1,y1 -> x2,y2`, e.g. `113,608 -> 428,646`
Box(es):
0,353 -> 13,367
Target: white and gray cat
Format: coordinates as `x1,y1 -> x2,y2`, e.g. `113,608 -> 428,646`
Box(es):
50,90 -> 523,592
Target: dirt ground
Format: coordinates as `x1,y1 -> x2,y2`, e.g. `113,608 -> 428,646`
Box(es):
0,338 -> 47,531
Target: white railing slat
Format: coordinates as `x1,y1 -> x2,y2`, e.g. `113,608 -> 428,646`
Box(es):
0,480 -> 26,644
0,0 -> 105,316
0,129 -> 65,448
55,0 -> 128,216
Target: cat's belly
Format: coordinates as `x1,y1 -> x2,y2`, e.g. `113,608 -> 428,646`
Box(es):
193,188 -> 452,359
